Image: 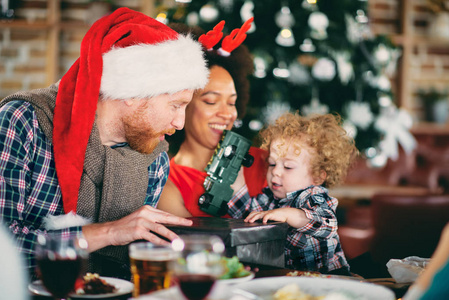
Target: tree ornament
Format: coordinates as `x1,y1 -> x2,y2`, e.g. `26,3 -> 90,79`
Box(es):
233,118 -> 243,128
302,97 -> 329,116
308,11 -> 329,40
298,54 -> 318,67
288,62 -> 311,85
374,106 -> 417,161
342,120 -> 358,139
199,3 -> 219,22
218,0 -> 234,13
299,38 -> 316,52
186,12 -> 199,26
273,61 -> 290,78
377,75 -> 391,91
331,51 -> 354,84
302,0 -> 317,11
373,44 -> 391,65
345,14 -> 361,44
366,146 -> 388,169
254,56 -> 267,78
263,101 -> 291,124
249,119 -> 263,131
275,27 -> 295,47
385,48 -> 402,77
311,57 -> 336,81
240,1 -> 256,33
345,101 -> 374,130
275,5 -> 295,47
275,6 -> 295,28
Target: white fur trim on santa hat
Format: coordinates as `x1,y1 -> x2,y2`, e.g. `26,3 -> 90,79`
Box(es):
43,212 -> 92,230
101,35 -> 209,100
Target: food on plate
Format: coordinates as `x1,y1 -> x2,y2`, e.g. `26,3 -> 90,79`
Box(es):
219,256 -> 251,279
274,283 -> 359,300
286,271 -> 331,278
75,273 -> 117,295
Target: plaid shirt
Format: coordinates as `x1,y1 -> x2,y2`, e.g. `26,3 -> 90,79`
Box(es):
0,100 -> 169,275
228,184 -> 349,273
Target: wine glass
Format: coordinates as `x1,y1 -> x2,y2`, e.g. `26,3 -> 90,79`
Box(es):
35,233 -> 88,300
171,235 -> 225,300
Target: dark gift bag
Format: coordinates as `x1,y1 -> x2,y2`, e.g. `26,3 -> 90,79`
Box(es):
167,217 -> 288,268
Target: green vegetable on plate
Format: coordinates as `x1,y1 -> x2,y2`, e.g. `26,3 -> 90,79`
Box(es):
219,256 -> 251,279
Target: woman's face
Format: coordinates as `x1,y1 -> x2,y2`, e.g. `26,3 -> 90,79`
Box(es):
184,65 -> 238,150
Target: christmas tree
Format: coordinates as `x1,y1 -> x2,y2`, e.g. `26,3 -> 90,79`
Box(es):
164,0 -> 416,166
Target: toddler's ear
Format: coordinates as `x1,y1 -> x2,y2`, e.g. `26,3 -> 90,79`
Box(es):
314,170 -> 327,186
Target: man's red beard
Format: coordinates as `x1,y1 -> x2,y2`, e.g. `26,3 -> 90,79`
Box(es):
122,105 -> 175,154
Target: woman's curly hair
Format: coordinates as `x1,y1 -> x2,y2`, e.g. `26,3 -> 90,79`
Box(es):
259,112 -> 359,188
166,23 -> 254,155
168,22 -> 253,117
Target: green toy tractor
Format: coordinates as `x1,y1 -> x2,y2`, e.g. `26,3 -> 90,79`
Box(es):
198,130 -> 254,216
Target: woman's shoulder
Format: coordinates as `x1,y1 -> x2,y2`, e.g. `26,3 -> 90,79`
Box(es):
168,156 -> 206,184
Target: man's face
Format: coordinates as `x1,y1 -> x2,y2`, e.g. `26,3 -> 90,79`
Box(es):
122,90 -> 194,154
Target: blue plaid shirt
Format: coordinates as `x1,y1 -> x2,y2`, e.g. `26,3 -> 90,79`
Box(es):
228,185 -> 349,273
0,100 -> 169,276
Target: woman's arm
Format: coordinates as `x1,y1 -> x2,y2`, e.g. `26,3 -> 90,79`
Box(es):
157,180 -> 192,218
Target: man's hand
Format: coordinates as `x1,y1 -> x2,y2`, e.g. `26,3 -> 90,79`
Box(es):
82,206 -> 193,252
244,207 -> 309,228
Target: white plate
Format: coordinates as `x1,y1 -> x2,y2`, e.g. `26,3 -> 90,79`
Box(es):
139,276 -> 395,300
28,276 -> 134,299
219,271 -> 255,284
232,276 -> 396,300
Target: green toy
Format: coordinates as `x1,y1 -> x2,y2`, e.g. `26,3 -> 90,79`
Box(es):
199,130 -> 254,216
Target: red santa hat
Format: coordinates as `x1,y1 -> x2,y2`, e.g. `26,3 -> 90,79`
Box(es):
53,7 -> 209,214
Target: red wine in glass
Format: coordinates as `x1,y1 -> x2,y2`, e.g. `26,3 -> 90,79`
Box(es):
171,235 -> 225,300
177,274 -> 216,300
35,234 -> 88,300
37,257 -> 84,298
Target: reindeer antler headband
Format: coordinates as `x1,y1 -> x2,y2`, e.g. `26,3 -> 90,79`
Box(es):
199,17 -> 254,57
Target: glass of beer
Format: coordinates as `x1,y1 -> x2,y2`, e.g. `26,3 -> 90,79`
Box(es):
129,242 -> 178,297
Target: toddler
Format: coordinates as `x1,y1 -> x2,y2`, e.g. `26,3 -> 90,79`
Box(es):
228,112 -> 358,274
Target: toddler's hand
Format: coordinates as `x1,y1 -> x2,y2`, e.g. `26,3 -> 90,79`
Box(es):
245,208 -> 309,228
244,209 -> 287,224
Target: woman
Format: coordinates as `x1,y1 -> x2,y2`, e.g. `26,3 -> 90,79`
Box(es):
157,23 -> 267,218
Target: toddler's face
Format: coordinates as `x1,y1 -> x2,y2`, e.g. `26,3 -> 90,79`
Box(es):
266,139 -> 315,199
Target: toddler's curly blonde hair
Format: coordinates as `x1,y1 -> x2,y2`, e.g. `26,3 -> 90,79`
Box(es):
259,112 -> 358,188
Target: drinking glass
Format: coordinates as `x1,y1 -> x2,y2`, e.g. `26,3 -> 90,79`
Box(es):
171,235 -> 225,300
129,242 -> 178,297
35,233 -> 88,300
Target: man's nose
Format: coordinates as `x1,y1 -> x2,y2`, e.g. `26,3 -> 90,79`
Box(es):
172,111 -> 186,130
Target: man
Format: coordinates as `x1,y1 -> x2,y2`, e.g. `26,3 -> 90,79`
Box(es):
0,7 -> 209,279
